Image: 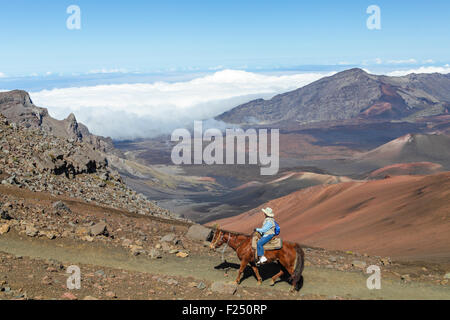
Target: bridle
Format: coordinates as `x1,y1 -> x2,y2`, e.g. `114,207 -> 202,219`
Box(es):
211,230 -> 254,262
212,230 -> 248,251
211,230 -> 224,248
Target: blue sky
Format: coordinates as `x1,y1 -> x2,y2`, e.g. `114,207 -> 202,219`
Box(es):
0,0 -> 449,77
1,0 -> 449,139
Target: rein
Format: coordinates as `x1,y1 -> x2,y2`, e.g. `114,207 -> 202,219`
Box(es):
213,230 -> 250,262
220,235 -> 230,262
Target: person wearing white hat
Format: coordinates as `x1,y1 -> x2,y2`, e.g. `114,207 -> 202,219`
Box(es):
255,207 -> 276,265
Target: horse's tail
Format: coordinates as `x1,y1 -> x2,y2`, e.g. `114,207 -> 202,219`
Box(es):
289,244 -> 305,286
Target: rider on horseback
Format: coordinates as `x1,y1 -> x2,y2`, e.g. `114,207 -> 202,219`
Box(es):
255,207 -> 276,266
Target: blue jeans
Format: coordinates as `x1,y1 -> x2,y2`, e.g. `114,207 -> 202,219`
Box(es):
257,234 -> 274,257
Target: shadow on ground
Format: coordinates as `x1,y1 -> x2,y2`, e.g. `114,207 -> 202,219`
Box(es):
214,260 -> 304,290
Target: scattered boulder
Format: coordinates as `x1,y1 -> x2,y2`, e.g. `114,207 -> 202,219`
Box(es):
160,242 -> 171,252
161,233 -> 176,242
25,225 -> 38,237
210,281 -> 237,295
52,201 -> 71,213
0,224 -> 10,235
40,231 -> 57,240
99,172 -> 109,181
122,239 -> 132,247
2,175 -> 19,186
176,251 -> 189,258
130,245 -> 144,256
89,222 -> 108,237
186,224 -> 212,242
149,248 -> 162,259
197,282 -> 206,290
0,210 -> 12,220
75,227 -> 89,237
351,260 -> 367,268
2,202 -> 13,210
82,235 -> 94,242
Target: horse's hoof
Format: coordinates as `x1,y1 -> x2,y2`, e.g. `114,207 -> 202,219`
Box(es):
270,280 -> 275,286
257,281 -> 262,286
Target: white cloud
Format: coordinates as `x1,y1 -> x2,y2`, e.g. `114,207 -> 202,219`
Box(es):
387,58 -> 417,64
87,68 -> 128,74
0,72 -> 6,78
387,65 -> 450,76
208,65 -> 225,71
30,69 -> 334,140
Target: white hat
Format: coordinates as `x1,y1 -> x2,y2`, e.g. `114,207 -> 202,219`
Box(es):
262,207 -> 274,217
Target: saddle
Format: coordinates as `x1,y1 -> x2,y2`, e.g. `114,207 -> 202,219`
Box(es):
251,233 -> 283,251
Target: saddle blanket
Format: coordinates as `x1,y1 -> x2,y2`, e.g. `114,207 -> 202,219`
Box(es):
251,235 -> 283,251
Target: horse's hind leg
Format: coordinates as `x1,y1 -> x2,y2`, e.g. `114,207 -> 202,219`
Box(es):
270,270 -> 284,286
278,260 -> 297,291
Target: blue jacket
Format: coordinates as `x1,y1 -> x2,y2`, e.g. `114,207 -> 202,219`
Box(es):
256,217 -> 275,236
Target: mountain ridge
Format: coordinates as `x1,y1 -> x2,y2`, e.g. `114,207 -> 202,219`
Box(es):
216,68 -> 450,125
0,90 -> 117,154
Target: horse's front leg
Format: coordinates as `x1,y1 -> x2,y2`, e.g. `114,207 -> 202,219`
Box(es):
235,260 -> 248,285
250,263 -> 263,285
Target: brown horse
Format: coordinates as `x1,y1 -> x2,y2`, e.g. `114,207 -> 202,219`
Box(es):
210,228 -> 305,291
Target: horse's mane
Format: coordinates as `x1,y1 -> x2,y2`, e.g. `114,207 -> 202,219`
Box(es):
212,227 -> 251,238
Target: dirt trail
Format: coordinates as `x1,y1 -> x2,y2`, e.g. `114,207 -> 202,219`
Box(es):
1,233 -> 449,300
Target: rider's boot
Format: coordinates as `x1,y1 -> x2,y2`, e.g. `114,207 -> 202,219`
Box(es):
257,256 -> 267,266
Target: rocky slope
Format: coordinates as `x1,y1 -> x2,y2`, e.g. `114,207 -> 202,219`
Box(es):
216,69 -> 450,125
0,90 -> 116,154
0,113 -> 176,219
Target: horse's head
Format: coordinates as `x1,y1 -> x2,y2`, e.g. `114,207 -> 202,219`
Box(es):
209,228 -> 227,251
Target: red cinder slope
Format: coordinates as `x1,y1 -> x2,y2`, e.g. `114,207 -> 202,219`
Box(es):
368,162 -> 443,179
213,173 -> 450,261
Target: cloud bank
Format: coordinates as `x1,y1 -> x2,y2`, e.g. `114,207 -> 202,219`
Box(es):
387,65 -> 450,76
30,70 -> 333,140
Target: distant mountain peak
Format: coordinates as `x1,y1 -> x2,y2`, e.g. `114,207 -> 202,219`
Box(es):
338,67 -> 368,75
216,68 -> 450,125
